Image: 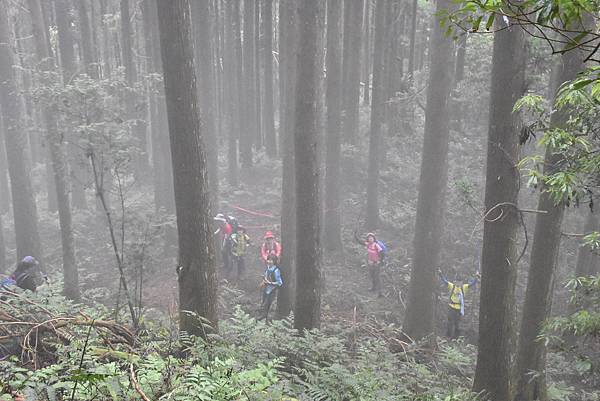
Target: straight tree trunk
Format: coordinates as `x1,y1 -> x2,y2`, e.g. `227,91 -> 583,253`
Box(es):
407,0 -> 417,76
55,0 -> 87,210
192,0 -> 219,204
144,0 -> 175,213
341,0 -> 364,144
262,0 -> 276,156
277,0 -> 297,318
455,34 -> 467,82
402,0 -> 455,340
156,0 -> 218,336
254,0 -> 263,149
513,46 -> 584,401
27,0 -> 79,300
365,0 -> 387,229
324,0 -> 343,251
240,0 -> 256,169
0,118 -> 11,214
77,0 -> 99,79
362,0 -> 371,106
294,0 -> 322,332
472,20 -> 526,401
120,0 -> 136,83
0,214 -> 5,273
225,0 -> 239,186
0,0 -> 43,264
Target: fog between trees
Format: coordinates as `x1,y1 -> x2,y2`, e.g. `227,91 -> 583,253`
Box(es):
0,0 -> 599,400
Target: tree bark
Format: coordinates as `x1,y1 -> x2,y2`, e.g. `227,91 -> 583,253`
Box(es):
240,0 -> 256,169
364,0 -> 388,229
156,0 -> 218,336
407,0 -> 417,76
0,118 -> 10,214
472,20 -> 526,401
294,0 -> 322,332
455,34 -> 467,82
224,0 -> 239,186
262,0 -> 276,156
0,214 -> 5,274
362,0 -> 371,106
277,0 -> 297,318
77,0 -> 99,79
402,0 -> 455,340
513,46 -> 584,401
324,0 -> 343,251
254,0 -> 263,149
192,0 -> 219,204
341,0 -> 364,144
0,1 -> 43,265
27,0 -> 79,300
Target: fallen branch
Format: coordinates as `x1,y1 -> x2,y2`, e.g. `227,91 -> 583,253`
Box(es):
130,364 -> 152,401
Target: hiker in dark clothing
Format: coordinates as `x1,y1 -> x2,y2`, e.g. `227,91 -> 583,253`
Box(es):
3,256 -> 45,292
439,269 -> 479,339
261,254 -> 282,322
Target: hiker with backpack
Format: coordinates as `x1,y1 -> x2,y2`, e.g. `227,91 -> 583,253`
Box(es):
230,225 -> 251,279
214,213 -> 236,271
438,269 -> 480,339
260,231 -> 281,266
364,233 -> 386,297
260,254 -> 282,322
1,256 -> 45,292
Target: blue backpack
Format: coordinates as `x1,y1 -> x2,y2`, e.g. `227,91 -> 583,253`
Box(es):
376,240 -> 387,260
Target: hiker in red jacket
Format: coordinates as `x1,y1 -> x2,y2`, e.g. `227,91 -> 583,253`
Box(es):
260,231 -> 281,266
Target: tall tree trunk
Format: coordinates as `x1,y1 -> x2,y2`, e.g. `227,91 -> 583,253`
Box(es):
144,0 -> 175,214
120,0 -> 136,83
341,0 -> 364,144
240,0 -> 256,169
277,0 -> 297,318
0,214 -> 5,273
513,46 -> 583,401
362,0 -> 371,106
402,0 -> 455,340
192,0 -> 219,204
0,0 -> 43,264
407,0 -> 418,76
77,0 -> 99,79
156,0 -> 218,336
365,0 -> 387,229
262,0 -> 276,156
294,0 -> 322,332
225,0 -> 239,186
27,0 -> 79,300
55,0 -> 88,210
0,118 -> 11,214
455,34 -> 467,82
324,0 -> 343,251
472,20 -> 526,401
254,0 -> 263,149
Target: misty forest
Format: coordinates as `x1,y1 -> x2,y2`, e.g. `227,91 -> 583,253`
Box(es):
0,0 -> 599,400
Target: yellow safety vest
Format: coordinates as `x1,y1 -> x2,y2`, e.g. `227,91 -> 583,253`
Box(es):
447,282 -> 470,310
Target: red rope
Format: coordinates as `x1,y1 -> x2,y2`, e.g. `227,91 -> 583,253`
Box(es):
228,204 -> 279,219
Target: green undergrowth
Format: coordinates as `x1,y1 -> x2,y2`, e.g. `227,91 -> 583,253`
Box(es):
0,285 -> 484,401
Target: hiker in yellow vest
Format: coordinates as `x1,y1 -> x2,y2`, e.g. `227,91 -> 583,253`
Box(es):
438,269 -> 479,339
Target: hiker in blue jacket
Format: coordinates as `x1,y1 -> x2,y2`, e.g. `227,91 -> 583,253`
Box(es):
261,254 -> 282,322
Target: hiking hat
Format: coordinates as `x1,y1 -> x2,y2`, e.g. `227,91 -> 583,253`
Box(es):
264,231 -> 275,239
21,256 -> 37,265
366,232 -> 376,240
214,213 -> 226,222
